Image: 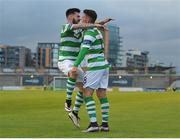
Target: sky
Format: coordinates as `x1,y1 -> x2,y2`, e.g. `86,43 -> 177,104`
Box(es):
0,0 -> 180,71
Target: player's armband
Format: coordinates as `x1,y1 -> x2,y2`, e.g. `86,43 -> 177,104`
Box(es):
81,40 -> 92,48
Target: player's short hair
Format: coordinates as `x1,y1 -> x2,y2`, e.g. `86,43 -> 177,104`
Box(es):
66,8 -> 80,17
83,9 -> 97,23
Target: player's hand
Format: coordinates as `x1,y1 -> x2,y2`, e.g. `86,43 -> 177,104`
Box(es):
100,18 -> 115,25
95,24 -> 107,30
95,23 -> 104,28
103,25 -> 109,31
97,24 -> 109,31
71,67 -> 78,74
104,18 -> 114,23
105,18 -> 114,22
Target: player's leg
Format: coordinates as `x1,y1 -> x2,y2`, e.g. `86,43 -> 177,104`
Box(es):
68,67 -> 85,127
82,71 -> 101,132
96,69 -> 110,132
65,70 -> 78,111
82,87 -> 99,132
73,83 -> 84,112
72,68 -> 85,114
96,89 -> 110,132
68,82 -> 84,128
58,60 -> 77,111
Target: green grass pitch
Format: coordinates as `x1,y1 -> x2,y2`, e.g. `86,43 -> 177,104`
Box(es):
0,90 -> 180,138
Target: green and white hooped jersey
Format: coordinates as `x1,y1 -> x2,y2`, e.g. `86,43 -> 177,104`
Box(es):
81,28 -> 109,71
58,23 -> 82,61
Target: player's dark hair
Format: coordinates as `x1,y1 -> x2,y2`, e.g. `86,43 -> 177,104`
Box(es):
66,8 -> 80,17
83,9 -> 97,23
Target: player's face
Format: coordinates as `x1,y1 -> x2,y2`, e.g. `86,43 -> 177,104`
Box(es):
81,14 -> 90,23
72,12 -> 81,24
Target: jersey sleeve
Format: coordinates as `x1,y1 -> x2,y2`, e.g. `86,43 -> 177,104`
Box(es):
62,23 -> 73,33
73,47 -> 89,67
81,30 -> 96,49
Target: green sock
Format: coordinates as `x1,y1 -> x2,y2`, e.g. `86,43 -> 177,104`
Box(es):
84,96 -> 97,123
100,97 -> 109,123
73,91 -> 84,113
66,77 -> 76,100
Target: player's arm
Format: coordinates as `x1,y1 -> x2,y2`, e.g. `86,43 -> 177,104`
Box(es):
62,23 -> 98,32
71,18 -> 114,30
96,18 -> 114,25
64,18 -> 114,31
73,31 -> 96,67
73,47 -> 89,67
72,23 -> 103,30
97,26 -> 109,59
103,27 -> 109,59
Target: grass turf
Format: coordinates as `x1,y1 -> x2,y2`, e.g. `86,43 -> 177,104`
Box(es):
0,90 -> 180,138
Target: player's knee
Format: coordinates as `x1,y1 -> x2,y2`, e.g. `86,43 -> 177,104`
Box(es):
84,87 -> 94,97
97,93 -> 104,99
68,71 -> 78,79
76,83 -> 85,93
79,87 -> 85,93
96,88 -> 107,99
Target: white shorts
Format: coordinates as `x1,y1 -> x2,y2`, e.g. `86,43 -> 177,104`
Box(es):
57,60 -> 85,82
83,68 -> 109,89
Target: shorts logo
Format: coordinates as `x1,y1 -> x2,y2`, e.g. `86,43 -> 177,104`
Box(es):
83,76 -> 87,85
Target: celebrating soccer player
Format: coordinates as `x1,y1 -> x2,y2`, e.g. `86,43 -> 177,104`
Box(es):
71,9 -> 110,132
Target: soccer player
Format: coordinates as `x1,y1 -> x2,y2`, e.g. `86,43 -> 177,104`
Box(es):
58,8 -> 112,127
71,9 -> 110,132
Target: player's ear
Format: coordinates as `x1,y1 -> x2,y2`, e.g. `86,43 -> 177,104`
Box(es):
68,14 -> 73,19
